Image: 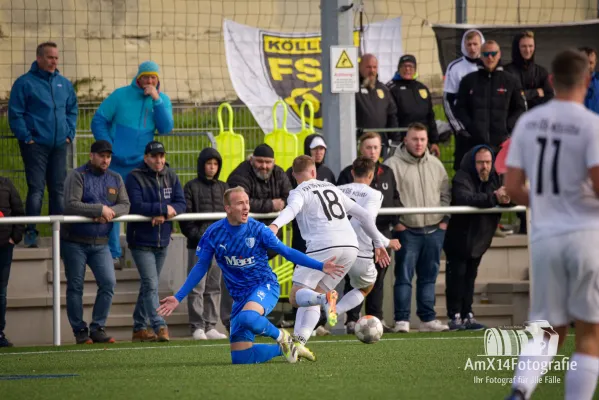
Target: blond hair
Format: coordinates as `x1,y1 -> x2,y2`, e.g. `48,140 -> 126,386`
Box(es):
223,186 -> 246,206
292,155 -> 315,174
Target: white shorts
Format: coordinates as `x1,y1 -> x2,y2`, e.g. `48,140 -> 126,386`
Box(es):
530,231 -> 599,327
347,256 -> 378,289
293,246 -> 359,292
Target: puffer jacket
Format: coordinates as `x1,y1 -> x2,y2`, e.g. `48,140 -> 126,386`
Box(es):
179,148 -> 229,249
0,176 -> 25,246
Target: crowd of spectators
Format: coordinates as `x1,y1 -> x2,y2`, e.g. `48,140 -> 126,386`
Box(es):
1,31 -> 597,346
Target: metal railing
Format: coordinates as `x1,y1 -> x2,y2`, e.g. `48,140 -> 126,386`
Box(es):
0,205 -> 528,346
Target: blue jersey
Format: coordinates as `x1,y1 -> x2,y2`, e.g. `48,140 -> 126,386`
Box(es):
175,217 -> 324,303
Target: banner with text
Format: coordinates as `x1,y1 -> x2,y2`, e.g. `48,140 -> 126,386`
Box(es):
223,18 -> 403,134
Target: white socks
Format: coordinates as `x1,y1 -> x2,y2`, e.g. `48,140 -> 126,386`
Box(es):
511,340 -> 554,398
336,288 -> 365,316
294,305 -> 321,345
565,353 -> 599,400
295,288 -> 326,307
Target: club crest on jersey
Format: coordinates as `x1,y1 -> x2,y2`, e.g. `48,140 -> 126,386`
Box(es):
419,89 -> 428,99
382,182 -> 389,190
246,237 -> 255,248
377,88 -> 385,99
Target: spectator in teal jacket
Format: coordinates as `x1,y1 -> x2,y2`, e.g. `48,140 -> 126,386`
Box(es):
8,41 -> 79,248
91,60 -> 174,267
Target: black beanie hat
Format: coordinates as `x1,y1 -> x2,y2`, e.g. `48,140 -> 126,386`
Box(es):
253,143 -> 275,158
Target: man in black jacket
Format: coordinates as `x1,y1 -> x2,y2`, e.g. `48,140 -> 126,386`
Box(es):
387,54 -> 440,157
504,31 -> 553,235
356,54 -> 400,158
0,176 -> 24,347
180,147 -> 230,340
337,131 -> 401,333
443,145 -> 511,331
454,40 -> 527,172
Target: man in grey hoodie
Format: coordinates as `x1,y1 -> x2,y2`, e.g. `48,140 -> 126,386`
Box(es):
384,122 -> 451,333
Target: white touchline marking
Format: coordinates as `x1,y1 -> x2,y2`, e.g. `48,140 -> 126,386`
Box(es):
0,334 -> 575,357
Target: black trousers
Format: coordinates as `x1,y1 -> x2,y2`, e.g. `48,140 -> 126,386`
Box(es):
344,261 -> 389,323
445,256 -> 482,319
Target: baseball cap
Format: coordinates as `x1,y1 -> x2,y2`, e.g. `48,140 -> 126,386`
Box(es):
145,141 -> 166,155
90,140 -> 112,154
309,136 -> 327,149
398,54 -> 417,66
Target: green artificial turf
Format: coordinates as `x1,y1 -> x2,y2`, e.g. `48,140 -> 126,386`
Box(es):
0,332 -> 576,400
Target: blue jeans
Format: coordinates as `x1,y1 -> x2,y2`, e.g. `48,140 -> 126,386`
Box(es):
0,244 -> 14,334
131,247 -> 168,332
109,222 -> 121,259
18,142 -> 67,233
61,240 -> 116,333
393,228 -> 445,322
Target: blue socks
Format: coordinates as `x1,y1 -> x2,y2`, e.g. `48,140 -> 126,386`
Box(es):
231,345 -> 283,364
235,310 -> 281,341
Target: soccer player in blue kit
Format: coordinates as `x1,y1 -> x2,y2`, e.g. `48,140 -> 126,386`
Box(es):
157,186 -> 344,364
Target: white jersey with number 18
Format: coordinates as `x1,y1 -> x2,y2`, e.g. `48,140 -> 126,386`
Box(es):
506,99 -> 599,242
285,180 -> 359,253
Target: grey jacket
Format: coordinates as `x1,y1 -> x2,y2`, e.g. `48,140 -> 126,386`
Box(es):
384,144 -> 451,228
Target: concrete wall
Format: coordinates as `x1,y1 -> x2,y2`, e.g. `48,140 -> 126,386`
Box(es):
0,0 -> 594,102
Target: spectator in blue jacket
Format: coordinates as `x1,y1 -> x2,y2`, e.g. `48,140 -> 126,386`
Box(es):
91,60 -> 174,268
61,140 -> 130,345
579,47 -> 599,114
8,41 -> 78,248
125,141 -> 185,343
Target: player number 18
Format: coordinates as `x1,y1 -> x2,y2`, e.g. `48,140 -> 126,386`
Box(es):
313,189 -> 346,221
536,137 -> 561,195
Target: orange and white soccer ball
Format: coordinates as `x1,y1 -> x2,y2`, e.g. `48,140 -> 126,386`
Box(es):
354,315 -> 383,344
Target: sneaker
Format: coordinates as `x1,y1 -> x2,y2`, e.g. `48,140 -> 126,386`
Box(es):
464,313 -> 486,331
499,224 -> 513,235
24,230 -> 38,248
157,326 -> 170,342
192,329 -> 207,340
448,314 -> 465,331
75,328 -> 93,344
292,336 -> 316,362
132,328 -> 158,342
323,290 -> 338,327
90,328 -> 115,344
315,326 -> 330,336
382,320 -> 394,333
505,388 -> 526,400
419,320 -> 449,332
0,333 -> 14,347
277,329 -> 298,364
346,321 -> 356,334
393,321 -> 410,333
205,329 -> 227,340
113,258 -> 122,270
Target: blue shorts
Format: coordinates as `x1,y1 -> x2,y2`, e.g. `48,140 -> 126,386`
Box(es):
229,283 -> 280,343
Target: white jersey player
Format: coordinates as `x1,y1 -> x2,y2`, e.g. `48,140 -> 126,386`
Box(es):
504,49 -> 599,400
336,157 -> 401,325
269,155 -> 391,346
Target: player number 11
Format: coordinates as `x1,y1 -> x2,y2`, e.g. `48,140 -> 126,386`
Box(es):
536,137 -> 561,195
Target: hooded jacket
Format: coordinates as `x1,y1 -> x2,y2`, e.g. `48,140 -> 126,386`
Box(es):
179,148 -> 229,249
504,33 -> 554,110
125,161 -> 186,248
443,145 -> 507,259
91,61 -> 174,177
383,144 -> 451,228
584,72 -> 599,114
387,74 -> 439,144
443,29 -> 486,133
454,63 -> 526,170
0,176 -> 25,246
286,134 -> 336,251
8,62 -> 78,147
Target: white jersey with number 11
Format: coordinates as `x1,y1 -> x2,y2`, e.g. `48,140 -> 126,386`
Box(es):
506,99 -> 599,242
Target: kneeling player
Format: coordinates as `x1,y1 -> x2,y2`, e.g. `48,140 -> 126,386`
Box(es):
157,187 -> 344,365
269,155 -> 391,346
336,157 -> 401,324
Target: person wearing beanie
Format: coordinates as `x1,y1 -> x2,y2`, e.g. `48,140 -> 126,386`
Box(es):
227,143 -> 292,258
91,60 -> 174,268
386,54 -> 440,157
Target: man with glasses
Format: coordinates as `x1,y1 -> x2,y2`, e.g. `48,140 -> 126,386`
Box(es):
454,40 -> 527,170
